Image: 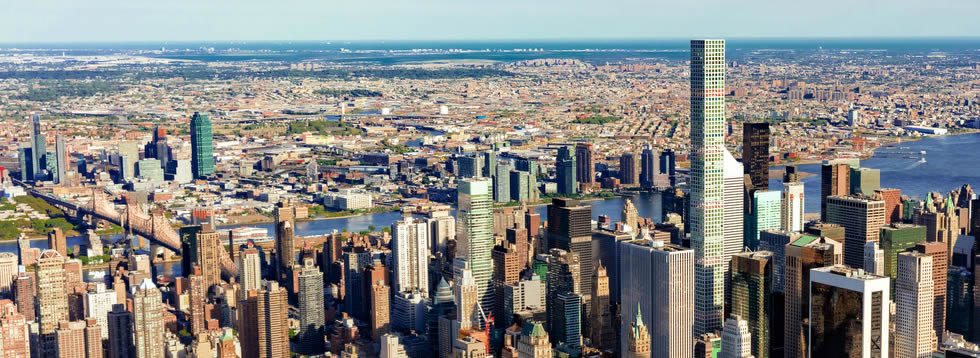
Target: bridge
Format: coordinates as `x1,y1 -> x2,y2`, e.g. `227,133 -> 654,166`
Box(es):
24,186 -> 239,278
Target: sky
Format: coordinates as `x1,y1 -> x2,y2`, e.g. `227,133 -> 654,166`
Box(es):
2,0 -> 979,43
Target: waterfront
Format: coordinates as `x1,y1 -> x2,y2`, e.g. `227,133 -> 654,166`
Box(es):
3,132 -> 978,280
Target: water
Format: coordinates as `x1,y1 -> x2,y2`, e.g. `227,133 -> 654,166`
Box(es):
3,133 -> 977,281
770,133 -> 980,213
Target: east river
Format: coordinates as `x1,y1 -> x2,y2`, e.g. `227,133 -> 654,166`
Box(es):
4,132 -> 980,279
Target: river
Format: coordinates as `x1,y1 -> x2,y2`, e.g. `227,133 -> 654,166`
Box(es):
4,133 -> 978,281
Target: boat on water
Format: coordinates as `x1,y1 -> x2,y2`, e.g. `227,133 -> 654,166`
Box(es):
919,157 -> 927,163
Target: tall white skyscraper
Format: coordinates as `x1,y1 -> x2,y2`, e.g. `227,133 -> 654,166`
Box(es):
456,178 -> 494,318
690,38 -> 727,335
392,215 -> 430,296
132,278 -> 165,358
895,252 -> 936,358
721,316 -> 753,358
85,283 -> 117,340
238,242 -> 262,297
863,242 -> 884,276
619,239 -> 694,357
781,181 -> 805,232
722,150 -> 744,260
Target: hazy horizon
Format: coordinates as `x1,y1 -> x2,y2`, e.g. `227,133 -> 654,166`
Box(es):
3,0 -> 979,43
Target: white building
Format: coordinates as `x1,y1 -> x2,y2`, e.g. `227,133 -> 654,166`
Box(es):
85,283 -> 118,340
809,266 -> 889,358
322,189 -> 373,210
391,291 -> 428,334
781,181 -> 805,233
392,215 -> 430,296
863,242 -> 884,276
895,252 -> 936,358
380,334 -> 408,358
619,239 -> 694,357
722,149 -> 745,261
721,316 -> 753,358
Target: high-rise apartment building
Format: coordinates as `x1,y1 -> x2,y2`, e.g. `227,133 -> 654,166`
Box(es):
0,298 -> 30,358
874,188 -> 903,224
784,235 -> 842,358
298,259 -> 325,355
781,181 -> 805,232
690,39 -> 727,335
240,281 -> 289,358
48,227 -> 67,257
809,266 -> 889,358
619,152 -> 639,186
36,249 -> 69,356
133,278 -> 164,358
0,252 -> 17,297
56,319 -> 103,358
30,114 -> 46,181
743,122 -> 770,191
492,241 -> 520,317
826,195 -> 886,268
369,277 -> 392,341
619,239 -> 694,357
723,149 -> 745,259
190,112 -> 214,179
85,283 -> 117,340
107,304 -> 133,358
820,162 -> 851,221
730,251 -> 773,358
575,143 -> 595,185
556,146 -> 577,194
894,252 -> 936,358
392,215 -> 430,295
54,135 -> 67,184
195,224 -> 223,290
238,242 -> 262,297
274,203 -> 295,287
456,178 -> 494,320
640,145 -> 658,189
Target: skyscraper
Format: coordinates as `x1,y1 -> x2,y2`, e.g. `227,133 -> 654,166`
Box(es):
660,149 -> 676,186
188,269 -> 207,334
31,114 -> 46,181
195,224 -> 222,290
590,262 -> 614,350
55,135 -> 67,184
574,143 -> 595,185
145,126 -> 171,170
0,299 -> 31,358
690,38 -> 727,335
809,266 -> 889,358
238,242 -> 262,297
554,292 -> 582,352
298,259 -> 325,355
453,260 -> 479,330
36,249 -> 69,356
619,152 -> 640,186
85,283 -> 117,340
619,239 -> 694,357
850,167 -> 881,196
546,248 -> 580,341
546,198 -> 594,301
494,160 -> 512,203
0,253 -> 17,298
240,281 -> 289,358
825,195 -> 886,268
517,321 -> 552,358
190,112 -> 214,179
784,235 -> 842,358
781,181 -> 804,232
274,203 -> 295,287
640,145 -> 658,189
910,242 -> 948,343
723,149 -> 745,259
879,223 -> 927,284
894,251 -> 936,358
556,146 -> 577,195
132,278 -> 164,358
745,190 -> 781,250
392,214 -> 430,296
820,162 -> 851,221
107,304 -> 133,358
743,122 -> 770,191
863,241 -> 884,276
456,178 -> 494,319
730,251 -> 773,358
